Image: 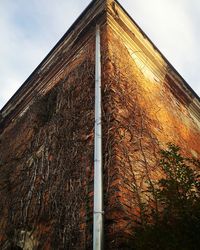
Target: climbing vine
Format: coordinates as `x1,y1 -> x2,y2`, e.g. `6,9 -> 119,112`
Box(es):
0,41 -> 95,249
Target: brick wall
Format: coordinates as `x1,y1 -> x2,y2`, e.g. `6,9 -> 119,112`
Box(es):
0,2 -> 200,249
0,31 -> 96,250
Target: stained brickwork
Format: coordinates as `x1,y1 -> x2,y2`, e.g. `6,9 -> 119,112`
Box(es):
102,24 -> 200,249
0,34 -> 96,249
0,1 -> 200,249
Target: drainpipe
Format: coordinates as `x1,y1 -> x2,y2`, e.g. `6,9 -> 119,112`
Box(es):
93,24 -> 103,250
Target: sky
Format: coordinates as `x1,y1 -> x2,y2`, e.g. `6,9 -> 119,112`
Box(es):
0,0 -> 199,109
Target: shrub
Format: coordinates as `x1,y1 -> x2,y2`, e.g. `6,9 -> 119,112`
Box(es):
133,144 -> 200,250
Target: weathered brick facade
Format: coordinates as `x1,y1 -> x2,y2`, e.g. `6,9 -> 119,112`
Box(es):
0,0 -> 200,249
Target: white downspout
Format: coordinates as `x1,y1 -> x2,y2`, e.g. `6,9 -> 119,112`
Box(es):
93,24 -> 103,250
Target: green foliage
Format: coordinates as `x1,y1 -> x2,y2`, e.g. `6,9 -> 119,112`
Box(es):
157,144 -> 200,219
132,143 -> 200,250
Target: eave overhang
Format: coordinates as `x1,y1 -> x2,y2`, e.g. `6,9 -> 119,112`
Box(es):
0,0 -> 200,131
108,0 -> 200,124
0,0 -> 108,132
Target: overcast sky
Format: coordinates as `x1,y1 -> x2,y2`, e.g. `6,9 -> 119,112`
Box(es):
0,0 -> 199,109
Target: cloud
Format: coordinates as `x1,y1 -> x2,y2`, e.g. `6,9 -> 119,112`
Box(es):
0,0 -> 199,110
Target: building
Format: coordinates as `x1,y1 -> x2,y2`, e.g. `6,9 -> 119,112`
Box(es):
0,0 -> 200,249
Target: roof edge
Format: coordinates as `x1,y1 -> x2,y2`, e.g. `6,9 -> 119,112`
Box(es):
115,0 -> 199,102
0,0 -> 105,113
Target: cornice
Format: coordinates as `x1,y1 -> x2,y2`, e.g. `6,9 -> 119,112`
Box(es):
1,0 -> 199,131
0,0 -> 107,132
107,0 -> 200,124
